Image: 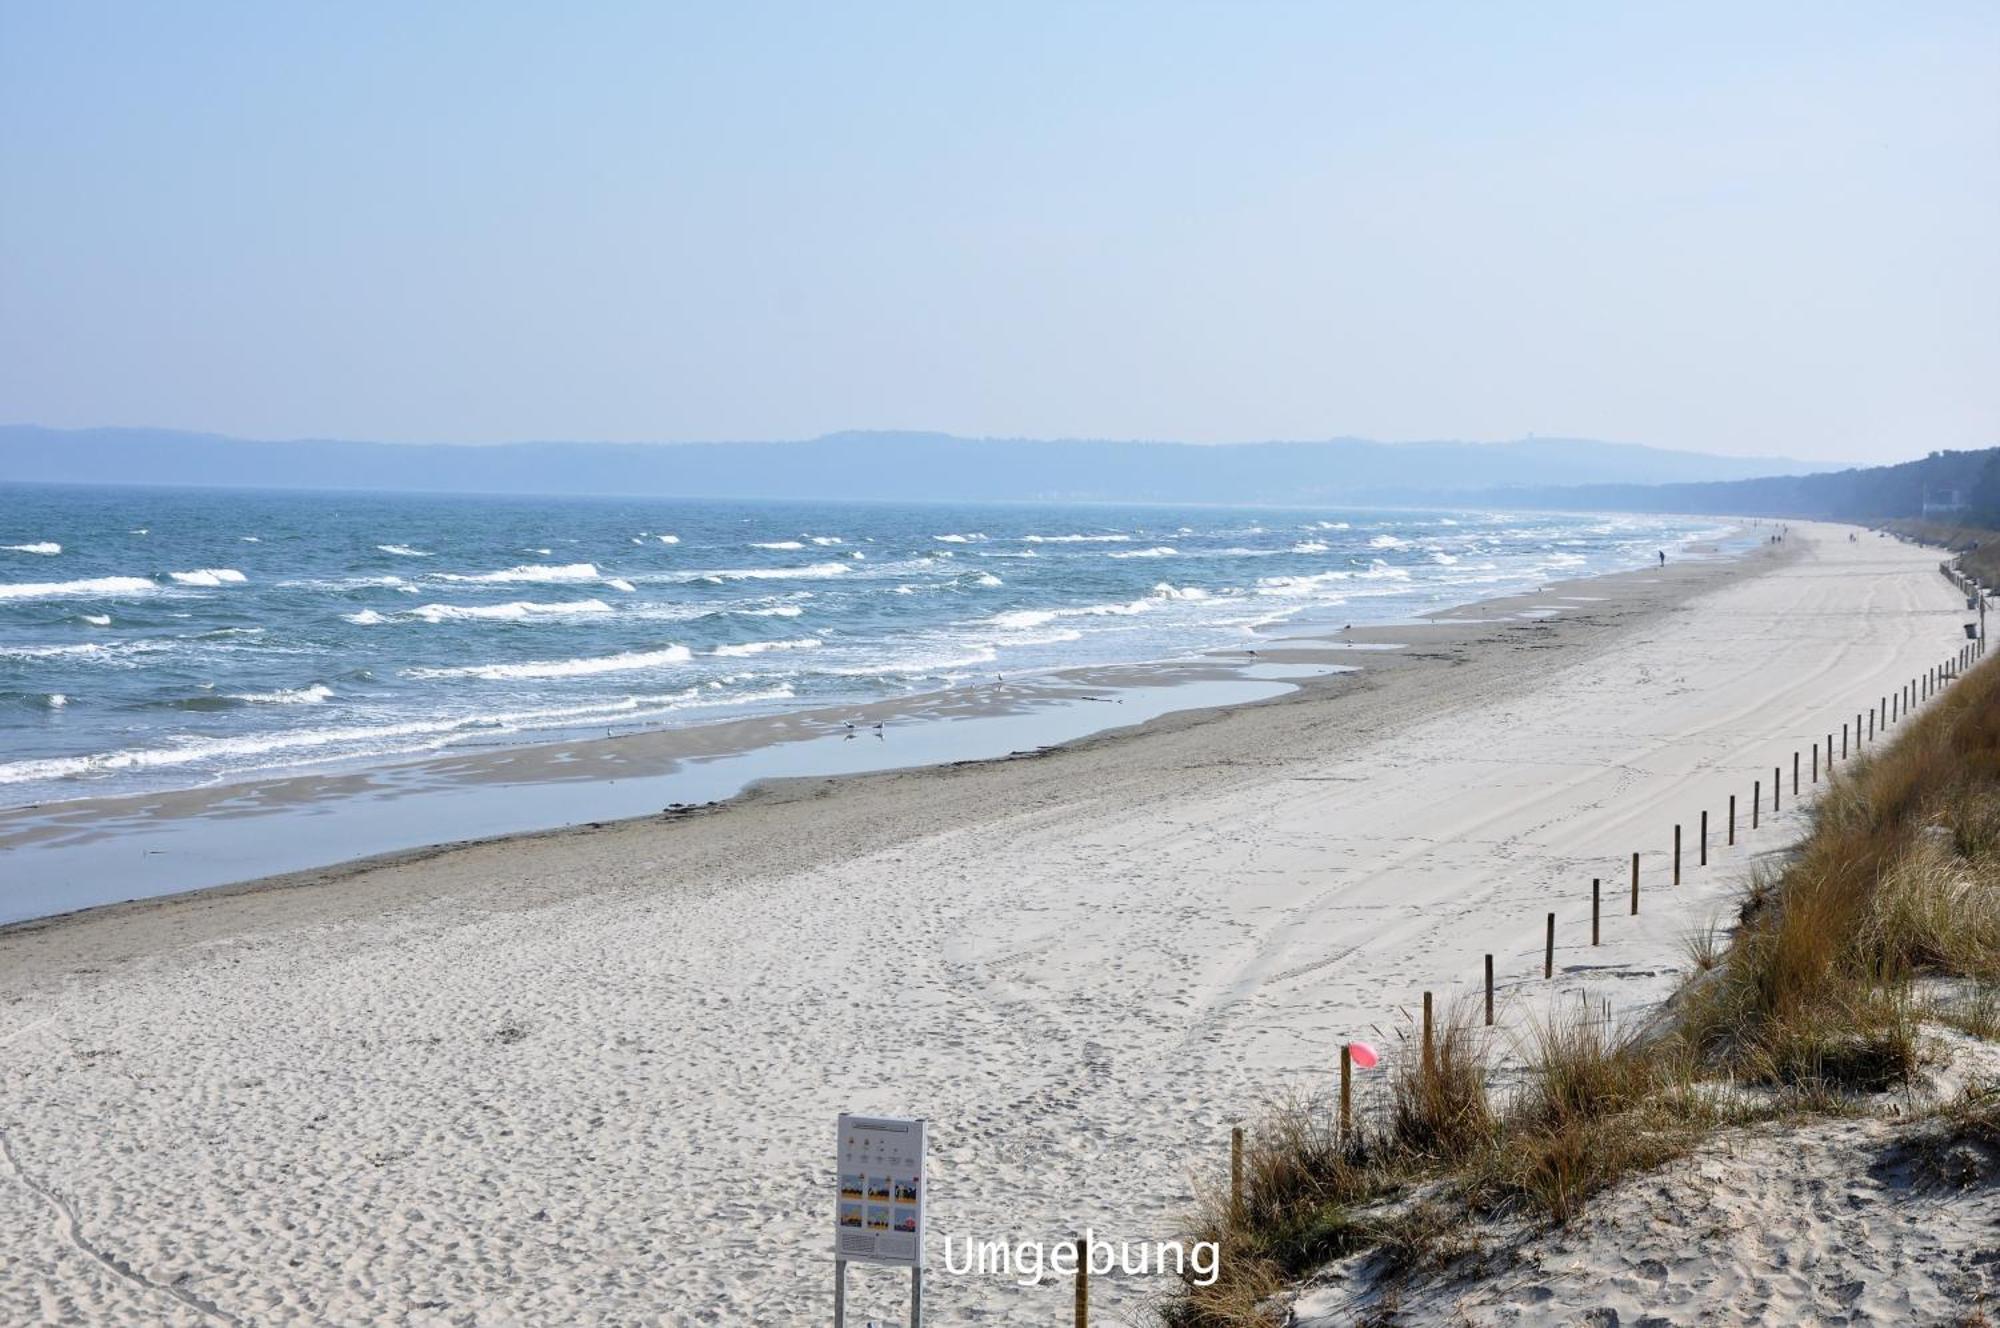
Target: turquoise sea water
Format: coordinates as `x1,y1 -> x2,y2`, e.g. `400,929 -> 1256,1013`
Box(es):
0,485 -> 1733,808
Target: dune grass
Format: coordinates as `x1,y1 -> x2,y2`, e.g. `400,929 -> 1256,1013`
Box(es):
1164,650 -> 2000,1326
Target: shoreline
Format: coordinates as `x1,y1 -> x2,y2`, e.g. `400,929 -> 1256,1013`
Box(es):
3,520 -> 1967,1326
0,530 -> 1755,929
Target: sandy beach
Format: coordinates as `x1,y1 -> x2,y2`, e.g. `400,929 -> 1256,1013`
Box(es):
0,521 -> 1973,1325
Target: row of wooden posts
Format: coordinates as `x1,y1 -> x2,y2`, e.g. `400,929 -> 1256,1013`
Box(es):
1319,639 -> 1985,1156
1074,581 -> 1988,1327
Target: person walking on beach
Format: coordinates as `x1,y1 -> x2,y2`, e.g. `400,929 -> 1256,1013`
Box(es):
1657,550 -> 1666,566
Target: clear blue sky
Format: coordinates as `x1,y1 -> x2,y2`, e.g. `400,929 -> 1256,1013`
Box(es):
1,2 -> 1993,462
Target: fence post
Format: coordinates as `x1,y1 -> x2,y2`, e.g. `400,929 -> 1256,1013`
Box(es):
1629,852 -> 1639,915
1230,1128 -> 1243,1226
1485,953 -> 1495,1024
1728,794 -> 1736,845
1699,810 -> 1708,866
1591,879 -> 1600,945
1076,1232 -> 1089,1328
1422,991 -> 1434,1067
1753,781 -> 1760,829
1340,1045 -> 1352,1141
1544,913 -> 1555,979
1673,824 -> 1681,885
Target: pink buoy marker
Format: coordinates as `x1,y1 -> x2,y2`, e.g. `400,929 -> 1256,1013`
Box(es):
1346,1040 -> 1379,1069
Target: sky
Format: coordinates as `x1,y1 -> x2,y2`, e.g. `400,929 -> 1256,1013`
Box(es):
1,3 -> 1994,464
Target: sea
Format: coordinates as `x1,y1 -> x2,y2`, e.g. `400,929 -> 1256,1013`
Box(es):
0,484 -> 1735,811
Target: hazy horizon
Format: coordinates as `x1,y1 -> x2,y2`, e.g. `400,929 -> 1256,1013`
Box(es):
2,3 -> 1995,463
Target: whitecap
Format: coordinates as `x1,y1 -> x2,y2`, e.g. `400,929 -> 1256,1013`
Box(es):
168,568 -> 248,587
711,637 -> 823,657
1368,534 -> 1410,549
932,533 -> 987,543
973,573 -> 1003,587
810,536 -> 843,545
657,535 -> 679,545
0,575 -> 158,601
344,610 -> 389,626
406,599 -> 615,623
80,613 -> 111,626
3,542 -> 60,555
1021,533 -> 1131,543
1292,541 -> 1329,553
230,683 -> 334,705
377,544 -> 433,558
432,562 -> 603,585
752,541 -> 805,550
406,644 -> 695,681
1108,546 -> 1178,559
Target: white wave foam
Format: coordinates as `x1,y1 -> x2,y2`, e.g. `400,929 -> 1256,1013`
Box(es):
1313,521 -> 1351,531
810,536 -> 843,545
973,573 -> 1003,587
344,610 -> 388,626
933,533 -> 987,543
169,568 -> 248,587
1108,546 -> 1178,559
46,693 -> 66,708
743,604 -> 804,617
751,541 -> 805,550
1431,551 -> 1459,565
1021,533 -> 1131,543
1,641 -> 153,661
1368,534 -> 1409,549
689,562 -> 851,582
0,691 -> 739,786
377,544 -> 433,558
0,575 -> 158,601
1151,583 -> 1210,600
1257,570 -> 1352,594
433,562 -> 603,584
407,644 -> 694,681
3,542 -> 60,555
657,534 -> 679,544
230,683 -> 333,705
81,613 -> 111,626
406,598 -> 615,624
1292,540 -> 1329,553
605,578 -> 637,593
241,536 -> 261,543
711,637 -> 823,657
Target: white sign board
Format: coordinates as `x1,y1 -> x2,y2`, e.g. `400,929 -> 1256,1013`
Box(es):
835,1114 -> 926,1267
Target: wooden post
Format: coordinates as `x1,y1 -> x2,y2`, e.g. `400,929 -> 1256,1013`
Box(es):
1812,742 -> 1818,784
1590,879 -> 1600,945
1699,810 -> 1708,866
1843,720 -> 1849,758
1774,766 -> 1781,812
1869,708 -> 1874,740
1728,794 -> 1736,845
1673,824 -> 1681,885
1629,852 -> 1639,915
1485,953 -> 1494,1024
1544,913 -> 1555,979
1752,781 -> 1760,829
1422,991 -> 1434,1068
1076,1232 -> 1089,1328
1793,751 -> 1799,797
1339,1045 -> 1352,1141
1229,1128 -> 1243,1225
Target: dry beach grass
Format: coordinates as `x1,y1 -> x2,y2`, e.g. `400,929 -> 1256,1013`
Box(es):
1180,580 -> 2000,1326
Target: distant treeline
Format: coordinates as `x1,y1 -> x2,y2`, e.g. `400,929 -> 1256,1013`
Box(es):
1492,447 -> 2000,522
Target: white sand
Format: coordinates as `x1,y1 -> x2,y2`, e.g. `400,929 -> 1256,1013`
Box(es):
0,522 -> 1975,1325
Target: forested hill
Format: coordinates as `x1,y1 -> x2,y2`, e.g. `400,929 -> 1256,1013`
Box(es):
1470,447 -> 2000,521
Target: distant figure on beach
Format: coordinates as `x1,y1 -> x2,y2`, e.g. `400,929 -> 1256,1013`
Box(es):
1657,550 -> 1665,566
